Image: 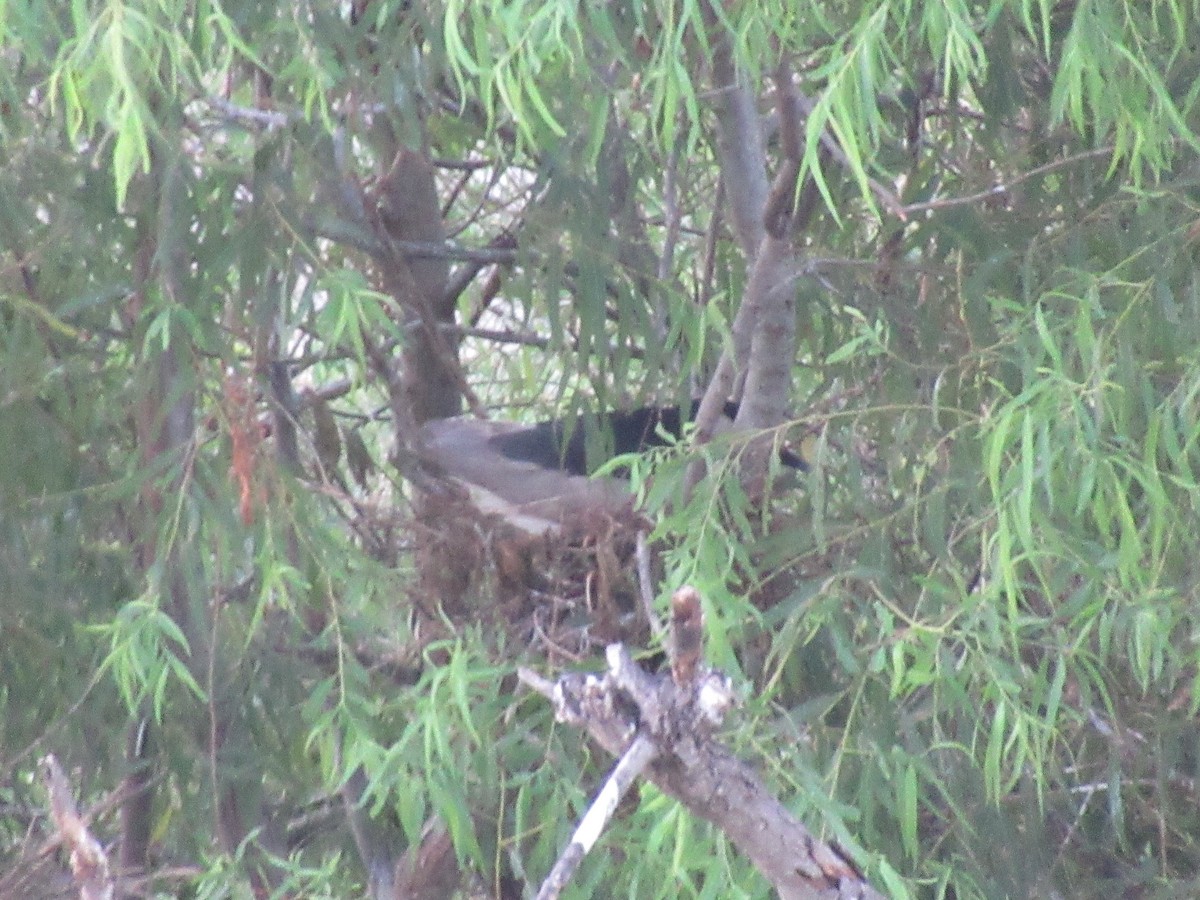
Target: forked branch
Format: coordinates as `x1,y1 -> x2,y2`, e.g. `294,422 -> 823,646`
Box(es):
520,588 -> 887,900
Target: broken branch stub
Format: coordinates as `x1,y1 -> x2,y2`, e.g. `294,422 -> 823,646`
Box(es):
523,587 -> 887,900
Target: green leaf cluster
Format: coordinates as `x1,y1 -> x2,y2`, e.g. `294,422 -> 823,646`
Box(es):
4,1 -> 1200,897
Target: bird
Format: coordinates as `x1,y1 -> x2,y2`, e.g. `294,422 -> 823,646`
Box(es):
416,401 -> 804,534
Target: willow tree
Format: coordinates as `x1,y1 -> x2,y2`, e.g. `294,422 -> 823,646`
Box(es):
2,1 -> 1200,897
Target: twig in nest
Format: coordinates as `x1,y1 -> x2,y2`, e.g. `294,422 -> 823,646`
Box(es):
634,531 -> 663,641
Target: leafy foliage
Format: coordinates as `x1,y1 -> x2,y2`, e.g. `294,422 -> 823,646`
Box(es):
2,1 -> 1200,898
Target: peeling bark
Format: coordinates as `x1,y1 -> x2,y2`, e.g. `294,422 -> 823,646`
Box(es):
525,603 -> 887,900
42,755 -> 116,900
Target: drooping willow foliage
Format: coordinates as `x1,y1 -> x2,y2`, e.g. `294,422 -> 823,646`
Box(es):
2,1 -> 1200,896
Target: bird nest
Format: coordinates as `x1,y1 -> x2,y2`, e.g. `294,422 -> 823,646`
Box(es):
411,486 -> 651,660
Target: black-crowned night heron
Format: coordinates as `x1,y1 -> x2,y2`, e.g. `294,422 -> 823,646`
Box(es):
417,402 -> 804,534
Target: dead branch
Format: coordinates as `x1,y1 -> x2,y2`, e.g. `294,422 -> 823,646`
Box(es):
521,588 -> 887,900
533,733 -> 658,900
41,754 -> 115,900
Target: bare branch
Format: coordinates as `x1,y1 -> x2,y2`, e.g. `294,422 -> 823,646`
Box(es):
707,52 -> 769,257
525,588 -> 887,900
635,531 -> 664,642
202,95 -> 294,129
534,735 -> 658,900
762,57 -> 805,240
736,61 -> 806,431
899,146 -> 1114,216
694,47 -> 801,472
447,324 -> 550,349
657,137 -> 683,283
312,216 -> 522,266
41,754 -> 115,900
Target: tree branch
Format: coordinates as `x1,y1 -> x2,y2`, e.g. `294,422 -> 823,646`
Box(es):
41,754 -> 116,900
522,588 -> 887,900
706,21 -> 769,258
899,146 -> 1114,216
736,60 -> 805,432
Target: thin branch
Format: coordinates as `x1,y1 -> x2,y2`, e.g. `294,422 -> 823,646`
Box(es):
440,232 -> 518,307
707,49 -> 769,257
736,60 -> 805,431
697,175 -> 725,312
313,217 -> 521,265
447,324 -> 550,349
391,237 -> 518,266
899,146 -> 1114,216
431,156 -> 496,171
202,95 -> 294,129
635,531 -> 664,642
41,754 -> 115,900
657,137 -> 683,283
534,735 -> 658,900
